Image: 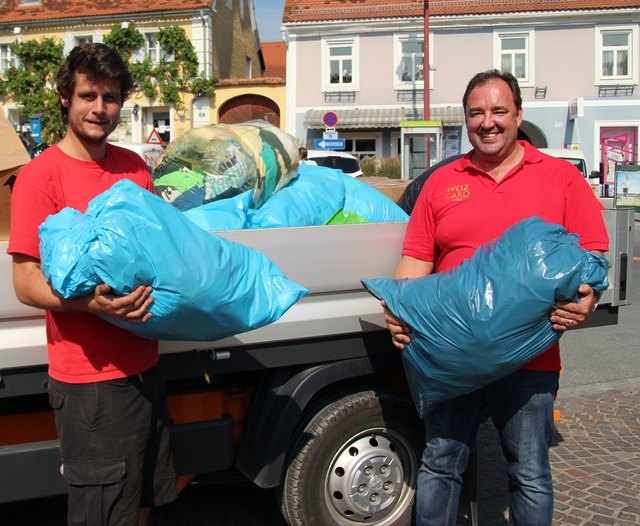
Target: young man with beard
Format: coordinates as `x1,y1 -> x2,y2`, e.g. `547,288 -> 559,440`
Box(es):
8,43 -> 176,525
384,70 -> 608,525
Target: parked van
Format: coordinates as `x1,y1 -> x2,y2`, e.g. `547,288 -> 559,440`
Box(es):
110,142 -> 164,172
539,148 -> 588,178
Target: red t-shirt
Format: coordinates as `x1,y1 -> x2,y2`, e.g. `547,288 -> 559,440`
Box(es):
403,141 -> 609,371
7,144 -> 159,383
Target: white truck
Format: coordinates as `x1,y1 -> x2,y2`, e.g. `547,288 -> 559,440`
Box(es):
0,207 -> 634,526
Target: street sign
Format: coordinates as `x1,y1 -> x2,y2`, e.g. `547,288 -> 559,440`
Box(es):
315,138 -> 346,150
323,130 -> 338,140
322,111 -> 339,128
146,129 -> 164,145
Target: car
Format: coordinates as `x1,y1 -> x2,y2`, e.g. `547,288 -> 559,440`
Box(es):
109,142 -> 164,172
305,149 -> 364,177
538,148 -> 588,178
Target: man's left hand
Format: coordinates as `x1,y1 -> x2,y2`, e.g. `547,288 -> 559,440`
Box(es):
549,284 -> 598,331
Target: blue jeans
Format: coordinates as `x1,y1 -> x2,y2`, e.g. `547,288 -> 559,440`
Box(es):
415,370 -> 559,526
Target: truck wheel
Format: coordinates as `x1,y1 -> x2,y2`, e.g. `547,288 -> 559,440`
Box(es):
279,389 -> 422,526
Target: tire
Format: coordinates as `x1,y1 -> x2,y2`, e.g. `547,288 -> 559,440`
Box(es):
279,389 -> 423,526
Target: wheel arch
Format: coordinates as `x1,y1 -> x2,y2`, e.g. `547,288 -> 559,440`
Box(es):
235,353 -> 407,488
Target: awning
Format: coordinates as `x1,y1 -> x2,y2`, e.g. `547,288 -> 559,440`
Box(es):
430,106 -> 465,126
304,106 -> 464,129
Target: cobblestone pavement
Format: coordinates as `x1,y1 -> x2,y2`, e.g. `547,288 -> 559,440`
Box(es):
472,379 -> 640,526
3,380 -> 639,525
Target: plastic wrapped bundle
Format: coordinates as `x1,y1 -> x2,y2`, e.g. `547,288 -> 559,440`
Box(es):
362,217 -> 609,417
152,120 -> 299,210
39,179 -> 308,341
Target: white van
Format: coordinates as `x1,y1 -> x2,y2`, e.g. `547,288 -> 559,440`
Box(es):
539,148 -> 588,178
110,142 -> 164,172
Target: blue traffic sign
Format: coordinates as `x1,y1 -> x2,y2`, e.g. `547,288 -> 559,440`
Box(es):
315,138 -> 346,150
322,111 -> 339,127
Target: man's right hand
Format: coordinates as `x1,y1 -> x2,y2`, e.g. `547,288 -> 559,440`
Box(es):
381,300 -> 411,350
92,284 -> 154,323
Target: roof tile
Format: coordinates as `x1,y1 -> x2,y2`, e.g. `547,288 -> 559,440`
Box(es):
283,0 -> 640,23
0,0 -> 212,24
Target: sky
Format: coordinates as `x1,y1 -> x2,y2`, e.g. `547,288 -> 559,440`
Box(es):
255,0 -> 286,42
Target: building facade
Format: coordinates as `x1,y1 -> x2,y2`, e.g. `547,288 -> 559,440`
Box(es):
283,0 -> 640,181
0,0 -> 265,144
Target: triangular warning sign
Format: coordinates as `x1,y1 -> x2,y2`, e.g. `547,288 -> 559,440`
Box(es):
146,129 -> 164,145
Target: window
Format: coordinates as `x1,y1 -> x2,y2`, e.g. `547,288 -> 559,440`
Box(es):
245,57 -> 252,79
330,46 -> 352,85
145,33 -> 166,64
394,33 -> 433,90
341,133 -> 381,158
400,40 -> 424,83
322,38 -> 359,91
226,0 -> 232,8
493,30 -> 535,86
596,26 -> 638,85
0,44 -> 18,75
74,35 -> 93,46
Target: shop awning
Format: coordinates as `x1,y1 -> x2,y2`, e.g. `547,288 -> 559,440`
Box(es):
304,106 -> 464,129
430,106 -> 465,125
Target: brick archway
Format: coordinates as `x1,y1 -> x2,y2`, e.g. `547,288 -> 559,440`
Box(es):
218,95 -> 280,127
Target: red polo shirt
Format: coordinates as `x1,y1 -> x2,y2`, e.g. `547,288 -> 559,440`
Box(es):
404,141 -> 609,371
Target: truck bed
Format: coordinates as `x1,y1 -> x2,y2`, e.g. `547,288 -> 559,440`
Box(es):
0,222 -> 407,369
0,208 -> 632,371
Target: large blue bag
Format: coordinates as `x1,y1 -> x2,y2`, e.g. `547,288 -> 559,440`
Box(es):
327,173 -> 409,224
40,179 -> 308,341
183,190 -> 252,231
247,164 -> 345,228
362,217 -> 609,417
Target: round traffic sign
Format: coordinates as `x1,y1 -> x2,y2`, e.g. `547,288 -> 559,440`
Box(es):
322,111 -> 338,127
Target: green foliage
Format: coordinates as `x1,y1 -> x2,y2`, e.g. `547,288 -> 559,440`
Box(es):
377,156 -> 401,179
360,156 -> 378,177
359,156 -> 402,179
105,23 -> 216,108
0,38 -> 66,143
103,24 -> 145,62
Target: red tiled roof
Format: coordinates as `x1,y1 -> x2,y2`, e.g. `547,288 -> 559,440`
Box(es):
261,41 -> 286,79
283,0 -> 640,23
0,0 -> 212,24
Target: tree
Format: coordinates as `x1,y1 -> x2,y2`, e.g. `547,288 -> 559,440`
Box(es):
0,38 -> 65,144
104,23 -> 216,108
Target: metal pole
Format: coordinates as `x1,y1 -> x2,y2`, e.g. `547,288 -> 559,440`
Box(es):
423,0 -> 430,121
424,1 -> 431,168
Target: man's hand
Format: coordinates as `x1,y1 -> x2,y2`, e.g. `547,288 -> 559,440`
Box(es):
549,284 -> 598,332
382,300 -> 411,350
91,284 -> 154,324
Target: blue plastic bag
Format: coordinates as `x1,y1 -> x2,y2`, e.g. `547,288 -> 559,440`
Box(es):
183,190 -> 252,231
40,179 -> 308,341
362,217 -> 609,417
327,174 -> 409,224
247,164 -> 345,228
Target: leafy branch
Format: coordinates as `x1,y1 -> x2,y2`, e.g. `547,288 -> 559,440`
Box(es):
104,23 -> 216,107
0,38 -> 65,143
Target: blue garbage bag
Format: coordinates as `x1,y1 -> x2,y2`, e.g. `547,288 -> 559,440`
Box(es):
248,163 -> 345,228
327,173 -> 409,224
362,217 -> 609,417
39,179 -> 309,341
183,190 -> 252,231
